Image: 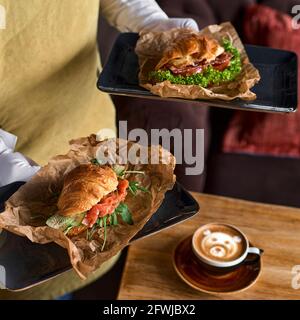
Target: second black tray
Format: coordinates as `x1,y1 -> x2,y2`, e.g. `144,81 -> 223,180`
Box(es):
0,181 -> 199,291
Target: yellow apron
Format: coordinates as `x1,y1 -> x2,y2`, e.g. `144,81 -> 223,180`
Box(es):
0,0 -> 115,164
0,0 -> 119,299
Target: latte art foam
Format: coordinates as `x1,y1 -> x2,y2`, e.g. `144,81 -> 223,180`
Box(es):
195,225 -> 247,263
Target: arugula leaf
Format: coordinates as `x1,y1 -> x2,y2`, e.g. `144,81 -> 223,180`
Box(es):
112,212 -> 118,225
101,216 -> 108,251
115,202 -> 133,225
122,170 -> 145,178
87,223 -> 98,241
123,170 -> 145,176
85,203 -> 133,251
64,225 -> 75,235
98,218 -> 103,228
113,165 -> 145,179
113,165 -> 126,178
128,181 -> 149,196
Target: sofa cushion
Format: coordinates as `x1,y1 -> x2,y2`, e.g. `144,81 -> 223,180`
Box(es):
204,152 -> 300,207
157,0 -> 257,31
259,0 -> 300,14
222,4 -> 300,157
157,0 -> 216,28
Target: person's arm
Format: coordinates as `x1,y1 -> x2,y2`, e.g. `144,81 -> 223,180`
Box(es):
0,129 -> 40,187
101,0 -> 198,32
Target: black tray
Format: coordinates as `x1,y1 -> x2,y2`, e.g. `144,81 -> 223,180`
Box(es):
98,33 -> 298,113
0,181 -> 199,291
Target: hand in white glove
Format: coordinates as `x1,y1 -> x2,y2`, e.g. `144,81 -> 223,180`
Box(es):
141,17 -> 199,32
0,129 -> 40,187
101,0 -> 199,33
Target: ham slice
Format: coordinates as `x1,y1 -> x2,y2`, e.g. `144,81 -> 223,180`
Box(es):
166,52 -> 233,76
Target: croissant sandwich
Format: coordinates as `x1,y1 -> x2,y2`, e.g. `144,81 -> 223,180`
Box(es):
149,32 -> 242,88
136,23 -> 260,101
46,160 -> 148,249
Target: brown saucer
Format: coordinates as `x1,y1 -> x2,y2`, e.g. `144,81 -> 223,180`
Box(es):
173,236 -> 262,294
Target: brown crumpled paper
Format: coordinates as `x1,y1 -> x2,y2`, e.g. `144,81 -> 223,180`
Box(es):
135,22 -> 260,101
0,135 -> 176,279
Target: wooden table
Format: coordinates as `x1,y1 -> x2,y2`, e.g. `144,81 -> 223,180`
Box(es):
118,193 -> 300,300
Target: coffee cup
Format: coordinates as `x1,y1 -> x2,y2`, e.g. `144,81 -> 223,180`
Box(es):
192,223 -> 263,271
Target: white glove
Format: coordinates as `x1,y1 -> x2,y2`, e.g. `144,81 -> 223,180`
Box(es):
101,0 -> 199,33
0,129 -> 40,187
142,17 -> 199,32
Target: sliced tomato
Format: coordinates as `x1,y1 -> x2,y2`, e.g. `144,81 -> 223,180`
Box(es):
117,179 -> 129,196
211,52 -> 232,71
83,179 -> 129,227
82,205 -> 99,227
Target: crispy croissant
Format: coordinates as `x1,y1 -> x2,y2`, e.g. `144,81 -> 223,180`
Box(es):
57,164 -> 118,217
155,33 -> 224,70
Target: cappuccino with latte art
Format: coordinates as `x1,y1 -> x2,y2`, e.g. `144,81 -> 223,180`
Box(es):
192,223 -> 262,268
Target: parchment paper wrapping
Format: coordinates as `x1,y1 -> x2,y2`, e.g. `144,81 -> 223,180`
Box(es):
0,135 -> 176,279
135,22 -> 260,101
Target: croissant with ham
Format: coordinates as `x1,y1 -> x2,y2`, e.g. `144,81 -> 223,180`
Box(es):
148,31 -> 241,88
155,33 -> 230,76
136,22 -> 260,101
